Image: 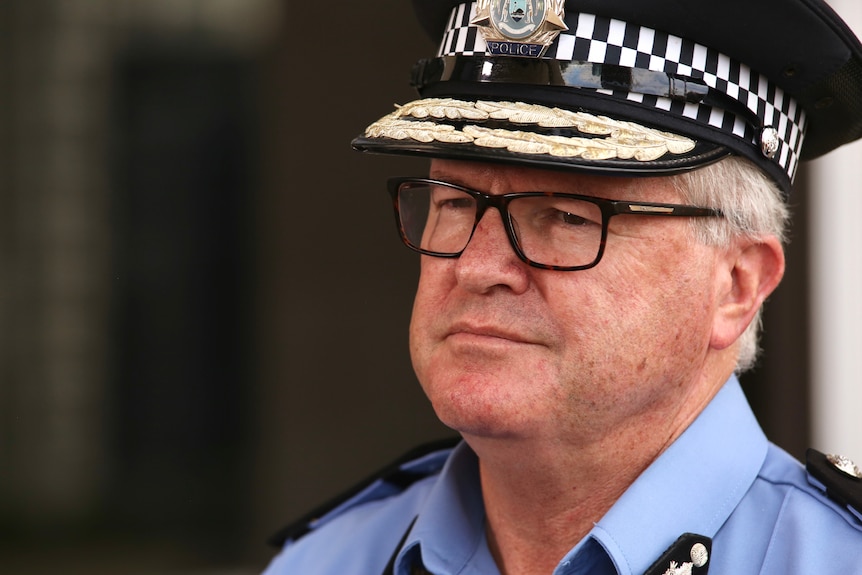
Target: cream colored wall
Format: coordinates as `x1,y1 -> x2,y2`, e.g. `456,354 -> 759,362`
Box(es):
810,0 -> 862,465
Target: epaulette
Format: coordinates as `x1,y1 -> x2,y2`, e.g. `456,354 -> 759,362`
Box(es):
643,533 -> 712,575
805,448 -> 862,523
267,437 -> 461,548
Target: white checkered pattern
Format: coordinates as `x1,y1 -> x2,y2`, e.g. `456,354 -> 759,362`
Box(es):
438,2 -> 806,181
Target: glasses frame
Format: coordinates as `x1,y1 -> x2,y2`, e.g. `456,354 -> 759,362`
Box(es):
388,177 -> 724,271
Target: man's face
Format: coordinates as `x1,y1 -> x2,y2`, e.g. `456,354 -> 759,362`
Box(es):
409,159 -> 728,445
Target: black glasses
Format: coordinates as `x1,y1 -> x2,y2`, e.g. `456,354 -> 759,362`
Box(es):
388,177 -> 723,271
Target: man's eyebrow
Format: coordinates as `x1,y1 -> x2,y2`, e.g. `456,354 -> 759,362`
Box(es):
428,175 -> 491,193
426,169 -> 472,185
426,168 -> 642,199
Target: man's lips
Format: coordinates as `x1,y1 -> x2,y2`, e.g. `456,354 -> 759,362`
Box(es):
446,322 -> 536,345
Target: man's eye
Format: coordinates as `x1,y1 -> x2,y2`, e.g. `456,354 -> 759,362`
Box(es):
558,211 -> 590,226
548,209 -> 600,228
437,197 -> 474,210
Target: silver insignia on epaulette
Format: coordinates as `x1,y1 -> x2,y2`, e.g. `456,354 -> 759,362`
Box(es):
689,542 -> 709,568
662,561 -> 693,575
826,453 -> 862,479
660,542 -> 709,575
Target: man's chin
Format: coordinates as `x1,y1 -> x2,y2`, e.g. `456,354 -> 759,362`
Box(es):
430,397 -> 537,440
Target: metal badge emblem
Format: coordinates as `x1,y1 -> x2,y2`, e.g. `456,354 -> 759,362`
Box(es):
759,126 -> 780,159
658,541 -> 710,575
644,533 -> 711,575
826,453 -> 862,479
471,0 -> 568,57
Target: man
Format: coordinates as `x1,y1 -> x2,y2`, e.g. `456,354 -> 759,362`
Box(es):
264,0 -> 862,573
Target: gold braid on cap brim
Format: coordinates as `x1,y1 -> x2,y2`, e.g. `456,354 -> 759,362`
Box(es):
365,98 -> 696,162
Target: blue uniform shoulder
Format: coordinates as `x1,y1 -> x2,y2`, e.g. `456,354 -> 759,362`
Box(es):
805,448 -> 862,525
267,437 -> 460,548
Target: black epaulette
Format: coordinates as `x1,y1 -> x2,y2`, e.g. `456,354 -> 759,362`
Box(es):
805,448 -> 862,520
643,533 -> 712,575
267,437 -> 461,548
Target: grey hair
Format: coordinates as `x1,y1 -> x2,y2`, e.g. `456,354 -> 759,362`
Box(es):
669,156 -> 790,373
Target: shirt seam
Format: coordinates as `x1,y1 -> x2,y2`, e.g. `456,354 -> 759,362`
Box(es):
756,473 -> 862,531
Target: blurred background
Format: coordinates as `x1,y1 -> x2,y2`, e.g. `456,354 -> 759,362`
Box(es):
0,0 -> 859,573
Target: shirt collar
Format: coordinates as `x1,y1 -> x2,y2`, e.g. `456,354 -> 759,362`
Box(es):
575,375 -> 768,575
395,441 -> 495,575
395,375 -> 768,575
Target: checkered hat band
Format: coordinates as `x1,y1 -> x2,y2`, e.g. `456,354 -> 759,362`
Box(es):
438,2 -> 806,181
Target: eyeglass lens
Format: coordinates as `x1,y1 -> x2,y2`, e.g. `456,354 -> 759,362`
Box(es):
396,180 -> 605,269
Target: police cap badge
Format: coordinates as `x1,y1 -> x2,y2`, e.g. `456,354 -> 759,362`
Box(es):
352,0 -> 862,195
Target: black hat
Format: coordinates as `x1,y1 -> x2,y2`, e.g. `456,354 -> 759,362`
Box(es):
352,0 -> 862,194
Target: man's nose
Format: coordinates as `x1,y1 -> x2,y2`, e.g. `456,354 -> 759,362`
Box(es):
454,208 -> 530,294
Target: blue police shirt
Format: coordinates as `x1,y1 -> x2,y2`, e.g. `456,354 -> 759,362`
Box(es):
263,376 -> 862,574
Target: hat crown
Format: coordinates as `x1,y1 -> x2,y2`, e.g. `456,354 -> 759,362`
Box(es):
413,0 -> 862,159
352,0 -> 862,195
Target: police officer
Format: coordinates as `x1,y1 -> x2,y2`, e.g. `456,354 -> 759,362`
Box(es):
264,0 -> 862,573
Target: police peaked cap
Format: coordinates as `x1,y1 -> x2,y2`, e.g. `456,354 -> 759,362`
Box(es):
352,0 -> 862,194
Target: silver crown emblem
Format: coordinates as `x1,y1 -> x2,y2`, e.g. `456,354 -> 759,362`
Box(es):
471,0 -> 568,57
827,453 -> 862,479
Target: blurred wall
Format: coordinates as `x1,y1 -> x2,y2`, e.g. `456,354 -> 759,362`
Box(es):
0,0 -> 284,572
809,0 -> 862,469
0,0 -> 856,573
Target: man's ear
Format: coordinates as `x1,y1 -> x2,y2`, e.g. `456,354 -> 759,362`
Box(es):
710,235 -> 785,350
